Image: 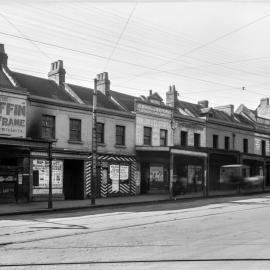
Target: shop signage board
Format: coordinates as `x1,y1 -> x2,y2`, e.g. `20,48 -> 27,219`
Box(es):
136,103 -> 172,118
0,94 -> 27,138
32,159 -> 63,194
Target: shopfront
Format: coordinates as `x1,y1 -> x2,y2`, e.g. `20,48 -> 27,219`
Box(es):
137,150 -> 170,194
0,138 -> 49,203
171,148 -> 207,197
241,153 -> 269,192
208,150 -> 240,195
86,154 -> 136,197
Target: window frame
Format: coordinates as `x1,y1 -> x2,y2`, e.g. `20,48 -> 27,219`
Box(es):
261,140 -> 266,156
96,122 -> 105,144
224,136 -> 230,150
143,126 -> 152,146
180,130 -> 188,146
116,125 -> 125,146
194,133 -> 201,148
213,134 -> 219,149
243,138 -> 248,154
69,118 -> 81,142
41,114 -> 55,139
160,129 -> 168,146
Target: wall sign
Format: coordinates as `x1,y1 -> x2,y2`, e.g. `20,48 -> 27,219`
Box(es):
0,94 -> 27,137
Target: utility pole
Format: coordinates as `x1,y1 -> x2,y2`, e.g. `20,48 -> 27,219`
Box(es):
91,78 -> 98,205
48,141 -> 53,209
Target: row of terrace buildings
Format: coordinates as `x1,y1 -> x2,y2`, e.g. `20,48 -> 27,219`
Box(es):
1,44 -> 270,203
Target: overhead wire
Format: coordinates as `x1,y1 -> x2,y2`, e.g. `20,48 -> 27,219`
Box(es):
103,2 -> 138,70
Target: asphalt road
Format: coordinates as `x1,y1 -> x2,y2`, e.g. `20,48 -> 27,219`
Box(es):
1,194 -> 270,270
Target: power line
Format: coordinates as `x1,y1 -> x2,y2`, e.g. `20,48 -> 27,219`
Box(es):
103,2 -> 137,70
0,13 -> 51,61
0,31 -> 243,90
117,11 -> 270,85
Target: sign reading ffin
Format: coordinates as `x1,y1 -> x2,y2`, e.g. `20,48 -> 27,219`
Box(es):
0,94 -> 26,137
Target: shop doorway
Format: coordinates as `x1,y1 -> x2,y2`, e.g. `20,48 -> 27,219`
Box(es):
63,160 -> 84,199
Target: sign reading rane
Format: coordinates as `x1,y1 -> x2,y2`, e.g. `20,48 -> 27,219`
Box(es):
0,94 -> 26,138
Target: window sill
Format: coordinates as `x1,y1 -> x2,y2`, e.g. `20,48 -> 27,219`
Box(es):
68,140 -> 83,145
41,138 -> 57,143
98,143 -> 106,147
115,144 -> 127,149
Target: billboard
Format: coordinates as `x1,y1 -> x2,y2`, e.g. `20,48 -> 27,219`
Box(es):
32,159 -> 63,195
0,94 -> 26,137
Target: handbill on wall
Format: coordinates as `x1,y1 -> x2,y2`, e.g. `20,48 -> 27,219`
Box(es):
32,159 -> 63,194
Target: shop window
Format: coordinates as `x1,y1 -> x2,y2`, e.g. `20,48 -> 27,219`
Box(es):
261,140 -> 266,156
143,126 -> 152,145
224,136 -> 230,150
243,138 -> 248,153
194,133 -> 200,148
69,119 -> 81,141
41,115 -> 55,139
181,131 -> 188,146
213,134 -> 218,149
160,129 -> 167,146
97,122 -> 104,144
116,125 -> 125,145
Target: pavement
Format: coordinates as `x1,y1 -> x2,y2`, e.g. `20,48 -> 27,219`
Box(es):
0,188 -> 269,217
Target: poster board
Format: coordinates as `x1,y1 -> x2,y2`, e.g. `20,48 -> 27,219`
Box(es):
32,159 -> 63,195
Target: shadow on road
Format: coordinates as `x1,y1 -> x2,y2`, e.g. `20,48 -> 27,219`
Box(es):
3,193 -> 270,223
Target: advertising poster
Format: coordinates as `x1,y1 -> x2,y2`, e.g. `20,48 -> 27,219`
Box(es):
150,166 -> 164,183
120,165 -> 129,181
109,164 -> 119,192
32,159 -> 63,194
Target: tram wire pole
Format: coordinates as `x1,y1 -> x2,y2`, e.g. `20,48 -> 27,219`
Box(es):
91,78 -> 98,205
48,140 -> 53,209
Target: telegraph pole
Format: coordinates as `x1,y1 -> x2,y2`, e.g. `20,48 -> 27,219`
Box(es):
91,78 -> 98,205
48,141 -> 53,209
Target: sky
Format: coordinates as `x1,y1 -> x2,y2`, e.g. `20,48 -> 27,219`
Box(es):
1,0 -> 270,110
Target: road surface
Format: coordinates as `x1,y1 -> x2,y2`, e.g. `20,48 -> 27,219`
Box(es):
1,194 -> 270,269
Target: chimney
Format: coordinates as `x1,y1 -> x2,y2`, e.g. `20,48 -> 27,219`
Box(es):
149,90 -> 152,96
259,98 -> 269,107
48,60 -> 66,86
0,44 -> 8,66
215,104 -> 234,116
198,100 -> 209,108
166,85 -> 178,108
96,72 -> 110,96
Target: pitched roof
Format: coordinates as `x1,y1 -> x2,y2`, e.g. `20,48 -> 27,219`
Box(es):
0,67 -> 13,88
177,100 -> 202,117
67,84 -> 123,111
12,72 -> 76,102
110,90 -> 137,111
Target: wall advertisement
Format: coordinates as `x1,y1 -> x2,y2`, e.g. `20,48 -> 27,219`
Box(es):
32,159 -> 63,195
0,94 -> 27,138
109,164 -> 130,192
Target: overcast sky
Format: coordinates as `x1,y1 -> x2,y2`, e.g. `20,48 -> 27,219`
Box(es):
1,0 -> 270,110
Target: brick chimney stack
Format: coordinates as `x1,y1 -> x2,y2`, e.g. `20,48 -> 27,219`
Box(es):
166,85 -> 178,108
96,72 -> 110,96
48,60 -> 66,87
0,44 -> 8,66
198,100 -> 209,108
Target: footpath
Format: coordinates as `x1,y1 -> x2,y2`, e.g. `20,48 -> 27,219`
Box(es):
0,190 -> 269,217
0,194 -> 172,217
